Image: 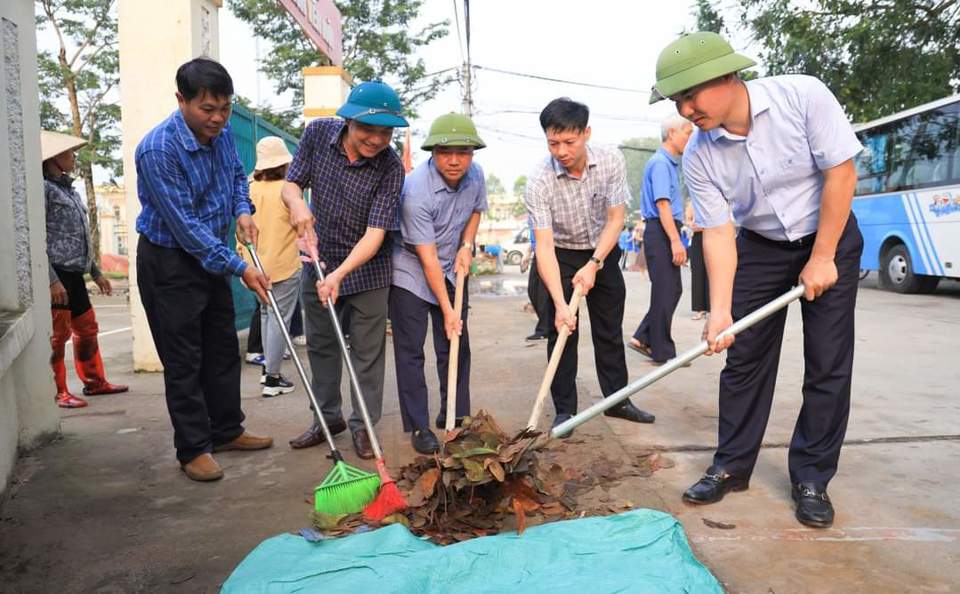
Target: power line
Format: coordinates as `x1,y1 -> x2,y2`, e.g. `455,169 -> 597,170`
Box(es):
451,0 -> 465,64
474,65 -> 648,94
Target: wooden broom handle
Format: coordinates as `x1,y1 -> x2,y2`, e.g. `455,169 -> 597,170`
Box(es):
444,268 -> 467,431
527,284 -> 583,430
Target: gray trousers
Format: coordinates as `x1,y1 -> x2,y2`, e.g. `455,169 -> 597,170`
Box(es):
260,269 -> 302,375
301,271 -> 387,432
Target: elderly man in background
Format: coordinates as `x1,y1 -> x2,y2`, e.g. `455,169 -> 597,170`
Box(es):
629,114 -> 693,364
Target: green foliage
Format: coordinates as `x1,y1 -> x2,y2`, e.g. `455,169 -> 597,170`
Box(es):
485,173 -> 504,196
512,175 -> 527,199
227,0 -> 452,122
36,0 -> 121,263
693,0 -> 960,122
619,138 -> 660,218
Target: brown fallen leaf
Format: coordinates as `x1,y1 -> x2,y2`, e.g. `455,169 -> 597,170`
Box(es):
418,468 -> 440,498
702,518 -> 736,530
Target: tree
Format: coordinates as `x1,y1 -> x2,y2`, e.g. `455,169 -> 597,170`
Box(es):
486,174 -> 505,197
512,175 -> 527,199
234,96 -> 300,138
693,0 -> 960,122
227,0 -> 452,124
619,138 -> 660,218
36,0 -> 121,264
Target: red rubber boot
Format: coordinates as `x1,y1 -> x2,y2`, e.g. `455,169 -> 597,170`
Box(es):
51,308 -> 87,408
71,308 -> 128,396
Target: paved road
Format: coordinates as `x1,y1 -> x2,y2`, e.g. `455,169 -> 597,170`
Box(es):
2,268 -> 958,593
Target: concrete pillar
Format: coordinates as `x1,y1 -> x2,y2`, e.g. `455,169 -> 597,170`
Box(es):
118,0 -> 222,371
303,66 -> 353,125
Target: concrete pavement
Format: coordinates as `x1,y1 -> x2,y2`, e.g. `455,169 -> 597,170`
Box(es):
0,269 -> 957,593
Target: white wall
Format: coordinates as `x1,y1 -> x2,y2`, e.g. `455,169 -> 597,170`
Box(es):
119,0 -> 222,371
0,0 -> 62,495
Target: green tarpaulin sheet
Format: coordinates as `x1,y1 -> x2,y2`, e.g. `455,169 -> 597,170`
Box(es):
222,509 -> 722,593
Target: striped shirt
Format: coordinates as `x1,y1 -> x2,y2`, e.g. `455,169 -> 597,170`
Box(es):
286,118 -> 404,296
135,110 -> 251,276
524,144 -> 631,250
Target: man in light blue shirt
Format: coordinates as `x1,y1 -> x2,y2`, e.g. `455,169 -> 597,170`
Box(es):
389,113 -> 487,454
629,114 -> 692,363
651,32 -> 864,528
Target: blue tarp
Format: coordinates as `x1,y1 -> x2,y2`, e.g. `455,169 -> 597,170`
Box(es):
222,509 -> 722,593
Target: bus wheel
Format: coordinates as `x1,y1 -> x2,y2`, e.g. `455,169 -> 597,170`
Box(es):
879,244 -> 940,294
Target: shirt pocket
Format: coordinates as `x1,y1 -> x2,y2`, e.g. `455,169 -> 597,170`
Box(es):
776,147 -> 815,188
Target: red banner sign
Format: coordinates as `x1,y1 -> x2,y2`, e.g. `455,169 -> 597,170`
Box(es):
276,0 -> 343,66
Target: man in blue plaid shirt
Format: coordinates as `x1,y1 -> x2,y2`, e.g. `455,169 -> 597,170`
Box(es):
135,58 -> 273,482
281,81 -> 408,458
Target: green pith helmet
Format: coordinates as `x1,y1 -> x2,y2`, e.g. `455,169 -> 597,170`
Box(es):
421,112 -> 486,151
649,31 -> 756,104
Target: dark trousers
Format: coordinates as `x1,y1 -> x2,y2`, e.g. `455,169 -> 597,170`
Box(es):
527,257 -> 551,337
690,231 -> 710,312
633,219 -> 683,361
137,237 -> 245,464
51,266 -> 92,317
545,247 -> 629,416
301,266 -> 387,433
715,216 -> 863,488
247,303 -> 262,353
389,284 -> 471,432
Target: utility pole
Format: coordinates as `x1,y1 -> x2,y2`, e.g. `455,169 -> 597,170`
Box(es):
461,0 -> 473,116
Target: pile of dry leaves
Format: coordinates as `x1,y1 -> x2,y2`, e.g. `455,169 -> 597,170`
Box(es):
310,410 -> 675,544
312,411 -> 579,544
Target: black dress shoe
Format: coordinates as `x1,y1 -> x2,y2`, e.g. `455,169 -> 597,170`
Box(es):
411,429 -> 440,454
351,428 -> 375,460
792,482 -> 834,528
551,413 -> 574,439
288,418 -> 347,449
603,401 -> 655,424
682,466 -> 749,504
435,414 -> 465,430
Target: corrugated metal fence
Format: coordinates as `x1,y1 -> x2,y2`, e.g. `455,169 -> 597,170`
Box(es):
228,103 -> 300,330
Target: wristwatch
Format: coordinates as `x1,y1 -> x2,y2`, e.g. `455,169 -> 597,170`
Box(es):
589,256 -> 604,270
460,241 -> 475,254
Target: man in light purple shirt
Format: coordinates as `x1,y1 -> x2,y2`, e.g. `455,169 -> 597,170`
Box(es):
389,113 -> 487,454
651,32 -> 864,528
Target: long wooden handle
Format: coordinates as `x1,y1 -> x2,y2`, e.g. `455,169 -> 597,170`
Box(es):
527,285 -> 583,430
445,269 -> 467,432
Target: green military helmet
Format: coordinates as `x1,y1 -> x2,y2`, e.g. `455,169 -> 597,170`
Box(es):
649,31 -> 756,104
421,112 -> 486,151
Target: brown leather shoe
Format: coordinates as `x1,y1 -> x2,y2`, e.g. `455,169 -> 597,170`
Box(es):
352,428 -> 374,460
181,453 -> 223,482
213,431 -> 273,452
289,418 -> 348,449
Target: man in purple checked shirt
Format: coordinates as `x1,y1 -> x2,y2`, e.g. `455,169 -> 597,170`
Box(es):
280,81 -> 408,459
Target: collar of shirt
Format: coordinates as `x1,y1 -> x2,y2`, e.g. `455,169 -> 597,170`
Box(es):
427,157 -> 474,194
656,146 -> 679,165
706,82 -> 772,143
550,144 -> 599,179
44,171 -> 74,188
172,109 -> 225,154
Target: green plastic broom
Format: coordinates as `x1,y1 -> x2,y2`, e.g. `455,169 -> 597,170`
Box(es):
245,243 -> 379,514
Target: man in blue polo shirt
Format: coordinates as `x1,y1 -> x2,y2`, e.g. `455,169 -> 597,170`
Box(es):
629,114 -> 693,363
136,58 -> 273,482
389,113 -> 487,454
651,32 -> 864,528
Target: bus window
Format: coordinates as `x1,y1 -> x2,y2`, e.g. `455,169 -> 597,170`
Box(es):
855,132 -> 888,195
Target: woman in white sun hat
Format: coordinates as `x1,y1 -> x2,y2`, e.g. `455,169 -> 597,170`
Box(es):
239,136 -> 301,398
42,130 -> 129,408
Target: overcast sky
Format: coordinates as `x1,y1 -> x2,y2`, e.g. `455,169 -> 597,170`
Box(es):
219,0 -> 737,188
36,1 -> 766,188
